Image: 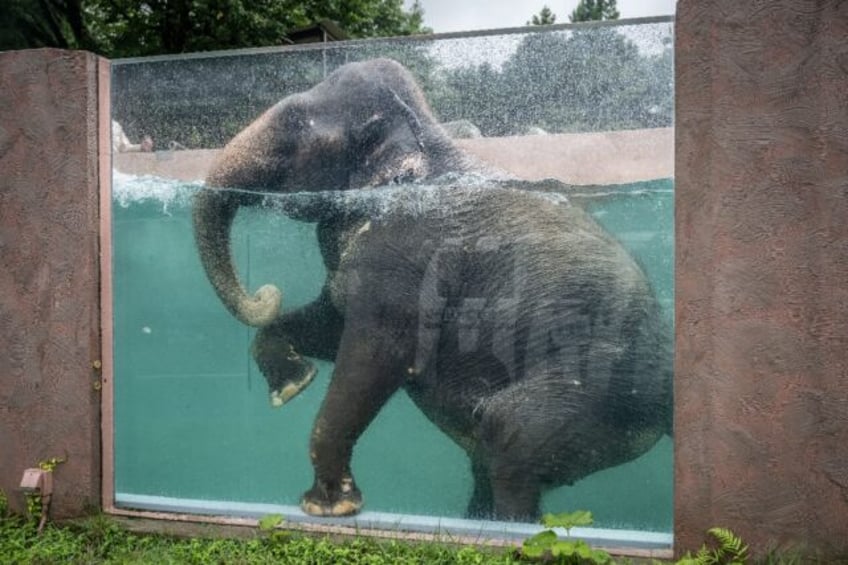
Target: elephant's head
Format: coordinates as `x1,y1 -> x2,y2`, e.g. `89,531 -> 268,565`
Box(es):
193,58 -> 472,328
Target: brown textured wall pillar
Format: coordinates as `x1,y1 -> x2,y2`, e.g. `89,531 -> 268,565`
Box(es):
0,49 -> 107,518
675,1 -> 848,557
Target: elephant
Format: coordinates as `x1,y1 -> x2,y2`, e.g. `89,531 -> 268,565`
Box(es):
192,58 -> 673,521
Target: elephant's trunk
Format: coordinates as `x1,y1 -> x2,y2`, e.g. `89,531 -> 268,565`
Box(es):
192,188 -> 281,327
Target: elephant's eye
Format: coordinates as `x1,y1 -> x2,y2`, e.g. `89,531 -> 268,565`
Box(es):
282,106 -> 308,131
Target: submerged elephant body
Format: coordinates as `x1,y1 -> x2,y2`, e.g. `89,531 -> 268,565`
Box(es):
193,59 -> 672,521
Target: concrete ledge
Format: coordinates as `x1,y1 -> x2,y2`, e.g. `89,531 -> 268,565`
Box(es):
114,128 -> 673,185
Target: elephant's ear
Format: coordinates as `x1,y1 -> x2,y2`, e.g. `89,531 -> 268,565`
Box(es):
348,86 -> 429,188
383,86 -> 427,151
351,113 -> 392,154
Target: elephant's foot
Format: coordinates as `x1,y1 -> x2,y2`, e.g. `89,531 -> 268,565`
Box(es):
300,476 -> 363,517
269,359 -> 317,407
253,338 -> 318,407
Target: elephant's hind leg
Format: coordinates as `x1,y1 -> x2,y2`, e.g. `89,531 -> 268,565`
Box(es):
466,456 -> 495,519
476,400 -> 544,521
475,376 -> 585,521
485,446 -> 542,521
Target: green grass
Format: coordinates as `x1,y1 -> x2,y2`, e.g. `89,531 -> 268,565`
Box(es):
0,513 -> 519,564
1,512 -> 842,565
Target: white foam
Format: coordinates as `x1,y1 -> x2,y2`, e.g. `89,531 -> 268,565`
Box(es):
258,173 -> 576,222
110,171 -> 666,220
111,171 -> 204,213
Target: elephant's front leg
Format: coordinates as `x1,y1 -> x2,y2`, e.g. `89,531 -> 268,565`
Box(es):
300,322 -> 406,517
252,286 -> 343,406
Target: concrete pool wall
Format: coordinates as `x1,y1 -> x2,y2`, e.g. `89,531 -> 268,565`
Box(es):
1,1 -> 847,558
1,49 -> 106,519
111,128 -> 673,185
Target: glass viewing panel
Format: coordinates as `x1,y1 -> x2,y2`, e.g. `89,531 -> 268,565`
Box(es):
110,19 -> 674,548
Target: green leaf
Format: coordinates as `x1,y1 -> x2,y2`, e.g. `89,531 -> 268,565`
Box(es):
589,547 -> 613,563
521,529 -> 557,558
707,527 -> 748,561
549,540 -> 611,563
541,510 -> 594,530
258,514 -> 284,531
551,539 -> 586,557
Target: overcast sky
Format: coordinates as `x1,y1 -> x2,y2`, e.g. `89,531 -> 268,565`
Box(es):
404,0 -> 676,34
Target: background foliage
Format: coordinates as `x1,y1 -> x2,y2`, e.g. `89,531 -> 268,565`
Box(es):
436,27 -> 672,136
2,0 -> 671,148
108,22 -> 672,149
570,0 -> 620,23
527,0 -> 620,26
0,0 -> 429,57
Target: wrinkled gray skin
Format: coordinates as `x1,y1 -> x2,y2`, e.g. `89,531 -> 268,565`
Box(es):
193,58 -> 672,521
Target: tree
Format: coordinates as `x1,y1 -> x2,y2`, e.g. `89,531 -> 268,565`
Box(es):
0,0 -> 96,52
0,0 -> 431,57
528,5 -> 557,26
569,0 -> 620,22
88,0 -> 431,57
106,10 -> 439,149
433,25 -> 672,136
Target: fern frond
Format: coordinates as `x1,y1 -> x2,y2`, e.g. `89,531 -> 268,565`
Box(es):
707,527 -> 748,562
696,545 -> 714,564
708,527 -> 739,550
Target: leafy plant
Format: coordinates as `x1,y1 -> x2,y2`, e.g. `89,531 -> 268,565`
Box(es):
39,456 -> 67,472
24,456 -> 67,530
543,511 -> 595,534
677,527 -> 749,565
24,493 -> 42,522
257,513 -> 284,532
520,510 -> 611,564
0,513 -> 829,565
257,512 -> 297,547
0,489 -> 8,518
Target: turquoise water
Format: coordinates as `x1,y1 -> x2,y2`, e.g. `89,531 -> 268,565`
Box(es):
111,174 -> 673,532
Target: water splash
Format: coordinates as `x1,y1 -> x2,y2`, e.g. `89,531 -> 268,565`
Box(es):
112,170 -> 575,220
112,170 -> 204,213
112,170 -> 671,225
